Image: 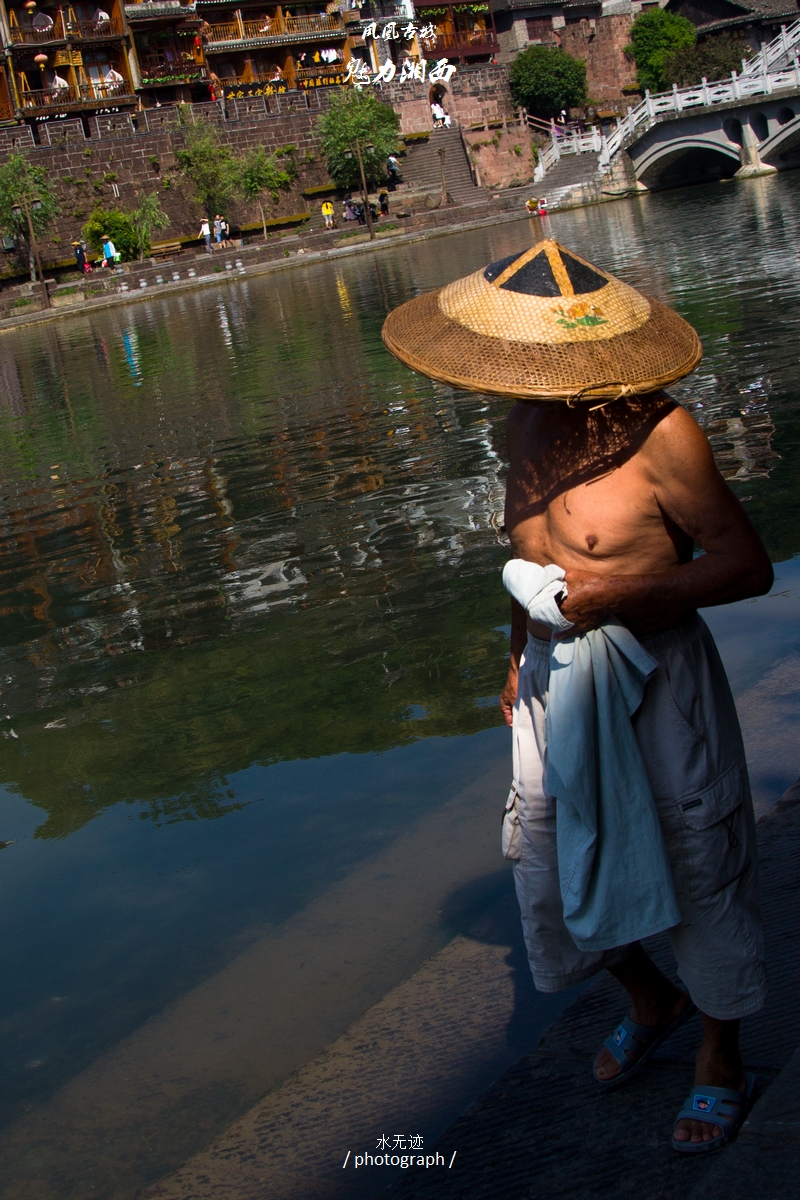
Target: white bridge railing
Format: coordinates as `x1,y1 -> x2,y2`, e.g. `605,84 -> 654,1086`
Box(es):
532,128 -> 602,180
598,62 -> 800,170
740,19 -> 800,76
527,25 -> 800,182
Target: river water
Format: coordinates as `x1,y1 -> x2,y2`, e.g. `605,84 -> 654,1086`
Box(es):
1,173 -> 799,1197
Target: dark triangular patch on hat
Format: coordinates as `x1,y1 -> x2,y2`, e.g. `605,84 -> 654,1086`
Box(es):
499,252 -> 560,297
483,251 -> 525,283
561,252 -> 608,295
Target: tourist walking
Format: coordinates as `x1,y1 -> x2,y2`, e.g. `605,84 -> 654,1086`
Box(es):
72,239 -> 90,273
221,217 -> 231,248
321,200 -> 335,229
100,235 -> 117,268
387,155 -> 401,188
214,215 -> 224,247
199,219 -> 212,253
382,237 -> 771,1155
379,192 -> 389,217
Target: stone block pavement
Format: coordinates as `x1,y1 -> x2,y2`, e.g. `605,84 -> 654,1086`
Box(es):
387,778 -> 800,1200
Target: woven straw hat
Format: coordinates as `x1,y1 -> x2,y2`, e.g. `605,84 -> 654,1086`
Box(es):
382,239 -> 702,403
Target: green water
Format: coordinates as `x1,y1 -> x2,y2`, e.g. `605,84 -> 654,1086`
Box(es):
1,172 -> 799,1193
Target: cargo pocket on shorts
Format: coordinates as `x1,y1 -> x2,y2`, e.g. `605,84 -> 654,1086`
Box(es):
676,761 -> 749,902
502,783 -> 522,861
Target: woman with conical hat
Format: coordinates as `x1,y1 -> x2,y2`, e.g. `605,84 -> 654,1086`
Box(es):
383,240 -> 771,1153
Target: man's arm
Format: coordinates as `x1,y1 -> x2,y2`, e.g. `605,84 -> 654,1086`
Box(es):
559,406 -> 773,634
499,597 -> 528,727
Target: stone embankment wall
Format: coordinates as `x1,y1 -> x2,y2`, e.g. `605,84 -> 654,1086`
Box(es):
0,95 -> 332,269
463,127 -> 537,190
384,65 -> 516,134
0,66 -> 521,274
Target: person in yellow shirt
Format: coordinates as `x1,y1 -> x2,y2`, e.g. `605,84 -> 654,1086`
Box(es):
321,200 -> 335,230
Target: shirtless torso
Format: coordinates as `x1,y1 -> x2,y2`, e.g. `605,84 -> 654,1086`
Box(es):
500,393 -> 772,724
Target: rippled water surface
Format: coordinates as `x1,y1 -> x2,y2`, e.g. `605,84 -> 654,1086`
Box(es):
1,173 -> 800,1191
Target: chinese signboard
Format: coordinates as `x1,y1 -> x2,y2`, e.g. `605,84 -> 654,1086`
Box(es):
223,81 -> 288,99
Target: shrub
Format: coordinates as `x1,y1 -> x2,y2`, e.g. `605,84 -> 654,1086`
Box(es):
625,9 -> 696,93
509,45 -> 588,119
663,34 -> 745,87
317,90 -> 400,191
82,208 -> 138,261
175,126 -> 240,222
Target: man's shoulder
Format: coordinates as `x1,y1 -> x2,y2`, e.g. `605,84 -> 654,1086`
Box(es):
638,401 -> 716,480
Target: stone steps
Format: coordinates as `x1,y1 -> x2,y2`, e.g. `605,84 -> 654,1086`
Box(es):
401,128 -> 485,204
538,150 -> 601,195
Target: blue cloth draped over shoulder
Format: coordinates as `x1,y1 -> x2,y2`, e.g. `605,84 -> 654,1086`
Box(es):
503,559 -> 681,952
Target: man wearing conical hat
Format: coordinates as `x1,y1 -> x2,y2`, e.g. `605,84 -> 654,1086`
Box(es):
383,240 -> 773,1153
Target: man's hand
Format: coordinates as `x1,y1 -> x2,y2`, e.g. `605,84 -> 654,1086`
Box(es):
499,669 -> 517,727
557,570 -> 615,635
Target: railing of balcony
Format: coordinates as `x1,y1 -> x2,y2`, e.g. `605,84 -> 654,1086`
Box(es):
432,29 -> 497,54
10,15 -> 124,42
284,13 -> 342,34
295,62 -> 345,83
203,12 -> 343,42
63,16 -> 124,38
140,57 -> 207,81
19,80 -> 134,108
352,2 -> 406,19
10,14 -> 65,43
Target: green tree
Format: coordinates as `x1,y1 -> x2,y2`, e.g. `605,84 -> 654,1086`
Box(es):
82,207 -> 138,262
663,34 -> 744,88
625,8 -> 696,93
239,145 -> 298,239
175,124 -> 240,221
0,151 -> 59,279
317,89 -> 400,191
130,191 -> 170,260
508,45 -> 588,119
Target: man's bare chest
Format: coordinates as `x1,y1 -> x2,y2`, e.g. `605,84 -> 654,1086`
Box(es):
506,459 -> 671,567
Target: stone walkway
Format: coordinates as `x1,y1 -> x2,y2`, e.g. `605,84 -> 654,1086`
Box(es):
387,778 -> 800,1200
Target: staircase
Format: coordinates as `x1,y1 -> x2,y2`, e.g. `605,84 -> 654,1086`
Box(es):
536,151 -> 601,195
400,127 -> 485,205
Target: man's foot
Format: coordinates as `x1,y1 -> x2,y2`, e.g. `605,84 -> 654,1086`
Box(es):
594,986 -> 693,1082
673,1037 -> 746,1145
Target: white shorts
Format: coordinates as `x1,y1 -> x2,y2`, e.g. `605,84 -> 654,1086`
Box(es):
509,614 -> 766,1020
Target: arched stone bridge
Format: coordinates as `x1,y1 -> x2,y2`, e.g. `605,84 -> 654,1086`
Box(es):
624,90 -> 800,190
535,23 -> 800,193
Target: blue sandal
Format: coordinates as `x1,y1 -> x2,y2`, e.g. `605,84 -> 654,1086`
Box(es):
593,995 -> 697,1089
671,1072 -> 756,1153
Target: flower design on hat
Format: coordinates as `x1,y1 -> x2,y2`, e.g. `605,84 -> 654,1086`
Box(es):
553,301 -> 608,329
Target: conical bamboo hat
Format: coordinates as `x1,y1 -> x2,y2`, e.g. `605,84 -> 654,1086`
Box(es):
381,239 -> 702,402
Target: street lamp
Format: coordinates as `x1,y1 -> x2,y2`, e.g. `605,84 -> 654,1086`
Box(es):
12,197 -> 50,309
437,146 -> 451,207
344,138 -> 375,241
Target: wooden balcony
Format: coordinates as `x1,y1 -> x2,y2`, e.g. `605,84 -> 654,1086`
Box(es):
124,2 -> 198,20
430,29 -> 498,59
217,73 -> 288,97
139,57 -> 208,84
10,14 -> 124,44
203,12 -> 345,48
296,62 -> 347,88
63,16 -> 125,39
19,79 -> 135,112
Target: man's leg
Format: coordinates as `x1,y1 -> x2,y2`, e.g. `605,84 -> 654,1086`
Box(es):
595,947 -> 743,1142
511,637 -> 632,993
623,618 -> 765,1140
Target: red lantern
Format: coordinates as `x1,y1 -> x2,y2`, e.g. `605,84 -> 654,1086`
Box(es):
34,53 -> 48,68
25,0 -> 37,10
